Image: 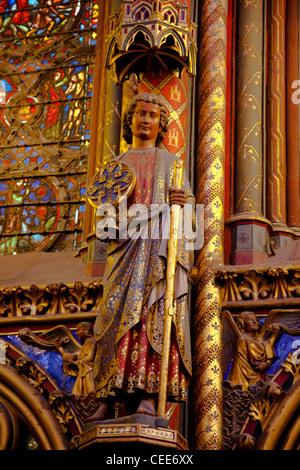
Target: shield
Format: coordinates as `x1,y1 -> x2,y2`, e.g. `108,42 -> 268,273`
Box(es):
87,160 -> 135,208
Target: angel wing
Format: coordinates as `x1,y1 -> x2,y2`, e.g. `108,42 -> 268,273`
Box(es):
18,325 -> 82,354
222,310 -> 241,375
260,309 -> 300,338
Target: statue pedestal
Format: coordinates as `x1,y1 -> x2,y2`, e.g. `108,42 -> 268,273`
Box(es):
76,414 -> 188,450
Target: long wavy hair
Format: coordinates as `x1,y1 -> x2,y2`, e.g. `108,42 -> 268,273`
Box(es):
122,93 -> 169,146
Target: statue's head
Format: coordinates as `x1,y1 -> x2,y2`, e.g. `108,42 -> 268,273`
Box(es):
236,311 -> 260,333
77,321 -> 93,338
122,93 -> 169,146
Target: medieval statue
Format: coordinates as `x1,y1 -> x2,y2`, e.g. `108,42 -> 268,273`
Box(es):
86,93 -> 195,420
18,93 -> 195,422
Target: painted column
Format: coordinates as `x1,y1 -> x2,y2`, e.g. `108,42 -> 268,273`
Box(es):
193,0 -> 227,450
82,0 -> 123,276
119,74 -> 139,155
228,0 -> 271,265
286,0 -> 300,229
266,0 -> 287,228
235,0 -> 263,216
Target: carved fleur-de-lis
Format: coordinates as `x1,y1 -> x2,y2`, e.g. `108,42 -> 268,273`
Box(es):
17,285 -> 50,315
0,287 -> 13,316
288,271 -> 300,297
282,351 -> 300,384
61,281 -> 94,313
48,391 -> 74,434
16,356 -> 47,394
239,269 -> 272,301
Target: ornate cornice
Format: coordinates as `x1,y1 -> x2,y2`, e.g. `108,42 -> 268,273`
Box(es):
216,265 -> 300,310
0,281 -> 103,329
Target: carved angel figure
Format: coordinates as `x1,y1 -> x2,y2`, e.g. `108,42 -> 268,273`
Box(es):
18,322 -> 96,397
222,309 -> 300,391
56,322 -> 96,397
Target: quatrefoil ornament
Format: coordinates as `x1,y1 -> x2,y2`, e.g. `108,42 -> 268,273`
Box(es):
87,160 -> 136,208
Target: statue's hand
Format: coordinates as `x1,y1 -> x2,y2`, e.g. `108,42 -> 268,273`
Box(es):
253,360 -> 268,372
271,323 -> 281,336
169,187 -> 188,207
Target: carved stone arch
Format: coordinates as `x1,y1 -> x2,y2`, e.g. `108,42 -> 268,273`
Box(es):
124,26 -> 154,50
258,377 -> 300,450
0,364 -> 68,450
157,29 -> 186,57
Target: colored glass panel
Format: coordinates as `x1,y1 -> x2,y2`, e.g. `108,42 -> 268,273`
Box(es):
0,0 -> 98,254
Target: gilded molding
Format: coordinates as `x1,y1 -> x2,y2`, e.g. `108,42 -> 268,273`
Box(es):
0,281 -> 103,323
1,338 -> 84,442
216,266 -> 300,308
0,364 -> 69,449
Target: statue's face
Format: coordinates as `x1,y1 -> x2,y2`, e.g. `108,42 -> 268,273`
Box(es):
130,101 -> 162,143
76,325 -> 85,341
243,312 -> 259,333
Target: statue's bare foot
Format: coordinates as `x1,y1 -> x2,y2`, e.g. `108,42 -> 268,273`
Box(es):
136,397 -> 156,416
85,402 -> 110,422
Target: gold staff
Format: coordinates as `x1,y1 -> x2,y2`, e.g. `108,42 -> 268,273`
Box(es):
157,159 -> 184,418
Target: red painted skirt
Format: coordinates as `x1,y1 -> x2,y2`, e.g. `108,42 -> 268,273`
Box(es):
96,303 -> 189,402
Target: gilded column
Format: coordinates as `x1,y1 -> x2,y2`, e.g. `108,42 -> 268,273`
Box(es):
228,0 -> 271,264
235,0 -> 263,216
193,0 -> 227,450
266,0 -> 287,228
102,68 -> 123,165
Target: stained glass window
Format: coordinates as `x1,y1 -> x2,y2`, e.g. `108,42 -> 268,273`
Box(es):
0,0 -> 98,254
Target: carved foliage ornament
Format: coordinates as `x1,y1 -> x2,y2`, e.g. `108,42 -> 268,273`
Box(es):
216,267 -> 300,303
0,281 -> 102,317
